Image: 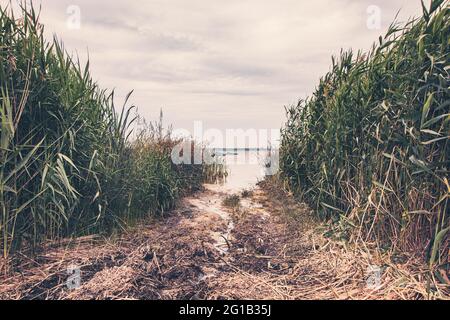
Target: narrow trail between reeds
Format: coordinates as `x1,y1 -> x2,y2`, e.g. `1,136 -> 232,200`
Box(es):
0,183 -> 441,300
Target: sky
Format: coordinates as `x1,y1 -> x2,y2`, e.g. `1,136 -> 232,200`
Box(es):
5,0 -> 430,147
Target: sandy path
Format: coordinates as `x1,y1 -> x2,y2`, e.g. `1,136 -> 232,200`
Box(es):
0,184 -> 257,299
0,183 -> 443,300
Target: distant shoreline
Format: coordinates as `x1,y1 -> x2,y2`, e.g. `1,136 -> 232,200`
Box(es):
208,147 -> 273,151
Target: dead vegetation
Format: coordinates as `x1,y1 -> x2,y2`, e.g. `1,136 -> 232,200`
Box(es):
222,194 -> 241,209
0,183 -> 448,300
0,189 -> 226,300
206,180 -> 449,300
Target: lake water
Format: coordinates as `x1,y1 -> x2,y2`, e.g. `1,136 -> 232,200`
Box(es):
212,149 -> 272,192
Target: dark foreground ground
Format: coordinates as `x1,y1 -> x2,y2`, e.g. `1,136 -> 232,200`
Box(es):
0,182 -> 447,300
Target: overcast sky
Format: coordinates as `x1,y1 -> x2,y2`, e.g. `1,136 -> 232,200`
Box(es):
7,0 -> 429,145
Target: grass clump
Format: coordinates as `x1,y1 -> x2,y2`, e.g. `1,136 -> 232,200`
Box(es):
203,150 -> 228,184
241,189 -> 254,198
222,194 -> 241,208
280,1 -> 449,268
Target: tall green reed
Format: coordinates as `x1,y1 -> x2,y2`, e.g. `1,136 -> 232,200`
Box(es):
0,3 -> 210,258
280,1 -> 449,267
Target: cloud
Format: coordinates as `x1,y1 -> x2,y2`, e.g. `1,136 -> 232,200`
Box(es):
26,0 -> 430,139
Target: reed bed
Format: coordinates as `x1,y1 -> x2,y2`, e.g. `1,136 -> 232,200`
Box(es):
0,4 -> 216,260
280,0 -> 449,273
203,150 -> 228,184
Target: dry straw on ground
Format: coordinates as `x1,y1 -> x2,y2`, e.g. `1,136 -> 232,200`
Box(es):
1,183 -> 447,300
